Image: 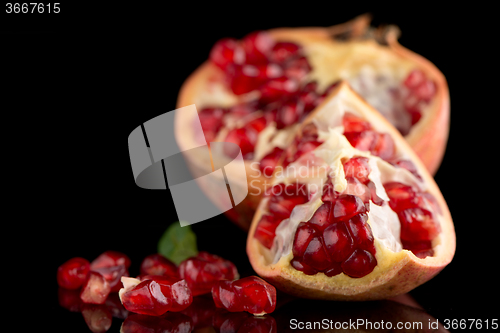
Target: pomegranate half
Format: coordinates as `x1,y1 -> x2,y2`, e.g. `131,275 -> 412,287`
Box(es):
175,15 -> 449,230
246,82 -> 455,300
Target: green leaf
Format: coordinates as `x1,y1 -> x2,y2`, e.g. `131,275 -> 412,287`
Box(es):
157,222 -> 198,265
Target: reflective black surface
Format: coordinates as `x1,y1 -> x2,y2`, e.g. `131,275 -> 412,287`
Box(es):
5,3 -> 498,333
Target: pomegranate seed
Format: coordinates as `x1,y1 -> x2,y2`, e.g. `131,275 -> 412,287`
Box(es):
269,42 -> 301,63
198,107 -> 225,142
209,38 -> 245,70
90,251 -> 131,270
120,279 -> 172,316
403,69 -> 426,89
293,222 -> 319,257
332,194 -> 367,222
323,262 -> 343,277
241,31 -> 275,64
223,127 -> 258,158
259,147 -> 284,177
81,304 -> 112,333
367,181 -> 384,206
267,183 -> 309,219
57,257 -> 90,290
390,159 -> 422,181
139,275 -> 193,312
342,112 -> 371,132
322,182 -> 339,202
402,240 -> 434,258
228,101 -> 258,118
344,130 -> 378,152
293,139 -> 322,159
413,79 -> 436,102
229,65 -> 267,95
254,215 -> 280,249
323,222 -> 355,262
347,213 -> 376,254
344,177 -> 371,205
259,77 -> 299,103
275,99 -> 305,129
384,182 -> 419,213
290,258 -> 318,275
80,271 -> 111,304
343,157 -> 371,184
372,133 -> 395,160
398,208 -> 440,241
178,252 -> 239,296
92,264 -> 128,293
298,84 -> 319,113
308,202 -> 332,231
341,249 -> 377,278
247,116 -> 267,132
140,254 -> 178,278
212,276 -> 277,315
284,56 -> 311,81
302,236 -> 332,271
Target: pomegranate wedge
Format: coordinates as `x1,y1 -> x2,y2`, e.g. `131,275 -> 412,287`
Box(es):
246,82 -> 455,300
175,15 -> 449,230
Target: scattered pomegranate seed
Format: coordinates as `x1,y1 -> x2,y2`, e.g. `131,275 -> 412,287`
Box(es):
178,252 -> 239,296
80,271 -> 111,304
57,257 -> 90,290
139,275 -> 193,312
140,253 -> 178,278
120,279 -> 172,316
90,251 -> 131,270
92,264 -> 128,293
212,276 -> 277,315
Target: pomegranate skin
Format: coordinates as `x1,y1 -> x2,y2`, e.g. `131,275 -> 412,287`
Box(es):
246,83 -> 455,300
175,15 -> 449,231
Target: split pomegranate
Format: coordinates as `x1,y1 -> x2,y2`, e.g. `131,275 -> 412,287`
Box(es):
57,257 -> 90,290
178,251 -> 239,296
211,276 -> 277,315
175,15 -> 449,230
247,83 -> 455,300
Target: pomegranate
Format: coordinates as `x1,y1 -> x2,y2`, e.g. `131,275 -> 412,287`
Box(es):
175,15 -> 449,230
211,276 -> 277,315
57,257 -> 90,290
178,251 -> 239,296
246,83 -> 455,300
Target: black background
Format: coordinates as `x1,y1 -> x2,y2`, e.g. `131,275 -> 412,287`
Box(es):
3,2 -> 498,332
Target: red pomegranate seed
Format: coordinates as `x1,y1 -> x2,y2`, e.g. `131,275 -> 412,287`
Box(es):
322,182 -> 339,202
241,31 -> 275,64
275,99 -> 305,129
259,77 -> 299,103
92,264 -> 128,293
367,181 -> 384,206
57,257 -> 90,290
344,177 -> 371,205
399,208 -> 440,241
293,222 -> 319,257
290,258 -> 318,275
390,159 -> 422,181
229,65 -> 267,95
212,276 -> 276,315
259,147 -> 284,177
344,130 -> 378,152
341,249 -> 377,278
372,133 -> 395,160
81,304 -> 113,333
342,112 -> 371,132
120,279 -> 172,316
80,271 -> 111,304
247,116 -> 268,133
347,213 -> 376,254
298,83 -> 319,113
139,275 -> 193,312
293,139 -> 322,159
402,240 -> 434,258
198,107 -> 225,142
343,156 -> 371,184
267,183 -> 309,219
323,262 -> 343,277
178,252 -> 239,296
323,222 -> 355,262
269,42 -> 301,63
308,202 -> 332,231
384,182 -> 419,213
140,254 -> 178,278
284,56 -> 311,81
332,194 -> 367,222
209,38 -> 245,70
228,101 -> 258,118
254,215 -> 280,249
223,127 -> 258,158
303,236 -> 332,271
413,79 -> 436,102
90,251 -> 131,270
403,69 -> 426,89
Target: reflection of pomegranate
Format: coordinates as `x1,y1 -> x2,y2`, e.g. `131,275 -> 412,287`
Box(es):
247,83 -> 455,300
175,15 -> 449,230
